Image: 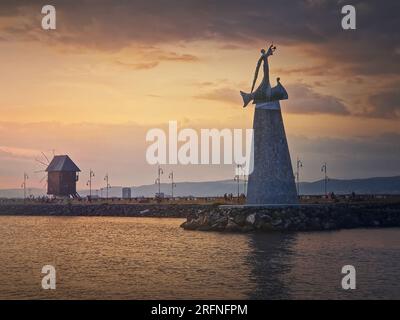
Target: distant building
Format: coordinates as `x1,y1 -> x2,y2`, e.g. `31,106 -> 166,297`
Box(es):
122,187 -> 131,199
46,155 -> 80,198
155,192 -> 164,199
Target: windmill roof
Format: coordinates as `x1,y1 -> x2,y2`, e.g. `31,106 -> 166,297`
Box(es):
46,155 -> 81,172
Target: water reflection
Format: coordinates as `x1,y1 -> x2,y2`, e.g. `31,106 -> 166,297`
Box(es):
248,229 -> 400,299
0,216 -> 399,299
247,233 -> 296,299
0,216 -> 254,299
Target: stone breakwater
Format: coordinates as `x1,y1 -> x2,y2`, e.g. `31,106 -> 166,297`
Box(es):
181,203 -> 400,232
2,203 -> 400,233
0,203 -> 209,218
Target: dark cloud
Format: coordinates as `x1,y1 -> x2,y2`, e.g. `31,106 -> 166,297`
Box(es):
196,82 -> 350,115
364,90 -> 400,118
288,132 -> 400,179
292,132 -> 400,157
286,83 -> 350,115
1,0 -> 399,121
0,0 -> 398,76
275,63 -> 335,77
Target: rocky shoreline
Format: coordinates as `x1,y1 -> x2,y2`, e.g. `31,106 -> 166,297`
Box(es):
0,203 -> 207,218
1,202 -> 400,233
180,203 -> 400,232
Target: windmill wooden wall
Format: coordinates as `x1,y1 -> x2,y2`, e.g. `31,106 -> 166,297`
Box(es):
47,171 -> 78,196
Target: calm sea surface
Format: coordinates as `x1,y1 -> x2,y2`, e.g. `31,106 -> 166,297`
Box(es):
0,216 -> 399,299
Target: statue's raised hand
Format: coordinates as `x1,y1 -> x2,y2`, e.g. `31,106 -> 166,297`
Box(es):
266,44 -> 276,56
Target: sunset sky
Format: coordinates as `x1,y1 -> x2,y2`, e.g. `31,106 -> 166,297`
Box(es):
0,0 -> 399,190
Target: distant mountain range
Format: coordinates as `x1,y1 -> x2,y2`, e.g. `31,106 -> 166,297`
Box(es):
1,176 -> 400,198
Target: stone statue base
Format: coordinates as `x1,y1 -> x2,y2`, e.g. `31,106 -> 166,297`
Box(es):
247,101 -> 298,205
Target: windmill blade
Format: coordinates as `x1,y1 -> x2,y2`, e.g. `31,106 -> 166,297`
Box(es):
40,175 -> 47,183
35,158 -> 49,167
34,170 -> 45,173
41,152 -> 50,164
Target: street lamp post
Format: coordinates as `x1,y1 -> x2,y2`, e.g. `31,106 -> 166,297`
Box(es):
155,166 -> 163,197
321,163 -> 328,197
87,169 -> 95,198
234,164 -> 243,203
168,171 -> 177,198
296,157 -> 303,196
21,172 -> 29,203
104,173 -> 110,199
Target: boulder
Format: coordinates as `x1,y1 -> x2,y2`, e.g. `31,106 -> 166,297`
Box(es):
245,213 -> 257,225
225,218 -> 241,232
